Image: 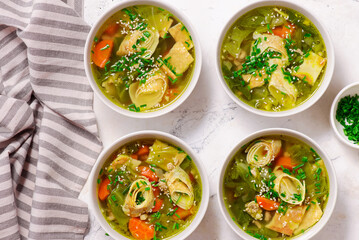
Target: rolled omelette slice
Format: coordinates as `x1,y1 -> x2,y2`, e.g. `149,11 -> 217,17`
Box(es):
129,70 -> 168,109
253,33 -> 288,64
274,169 -> 306,205
266,205 -> 306,236
293,51 -> 327,85
268,67 -> 298,109
164,166 -> 194,210
122,178 -> 155,217
117,29 -> 159,58
246,139 -> 281,167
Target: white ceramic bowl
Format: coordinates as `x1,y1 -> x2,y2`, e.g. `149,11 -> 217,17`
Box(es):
217,128 -> 337,240
84,0 -> 202,118
330,82 -> 359,149
89,130 -> 209,240
215,0 -> 335,117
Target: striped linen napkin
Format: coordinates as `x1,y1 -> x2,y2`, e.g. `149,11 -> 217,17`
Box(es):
0,0 -> 103,239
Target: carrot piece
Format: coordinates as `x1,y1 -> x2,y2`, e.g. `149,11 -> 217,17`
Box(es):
103,23 -> 120,36
172,207 -> 192,220
128,218 -> 155,240
275,156 -> 297,171
98,178 -> 111,201
131,154 -> 138,160
167,88 -> 180,101
271,22 -> 296,38
188,172 -> 195,182
152,187 -> 160,197
152,198 -> 164,212
138,166 -> 158,182
256,196 -> 279,211
137,145 -> 150,156
92,40 -> 113,68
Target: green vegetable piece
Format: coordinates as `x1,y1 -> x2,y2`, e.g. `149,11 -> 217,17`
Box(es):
147,140 -> 187,171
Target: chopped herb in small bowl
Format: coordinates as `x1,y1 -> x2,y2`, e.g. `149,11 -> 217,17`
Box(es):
331,82 -> 359,149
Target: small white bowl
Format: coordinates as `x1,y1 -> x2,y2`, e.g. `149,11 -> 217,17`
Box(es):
88,130 -> 209,240
217,128 -> 337,240
215,0 -> 335,117
330,82 -> 359,149
84,0 -> 202,118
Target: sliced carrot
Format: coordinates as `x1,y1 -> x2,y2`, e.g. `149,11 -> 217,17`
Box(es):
152,187 -> 160,197
172,207 -> 192,220
165,88 -> 180,102
92,40 -> 113,68
137,145 -> 150,156
188,172 -> 195,182
98,178 -> 111,201
128,218 -> 155,240
275,156 -> 297,171
256,196 -> 279,211
271,22 -> 296,38
131,154 -> 138,160
152,198 -> 164,212
138,166 -> 158,182
103,23 -> 120,36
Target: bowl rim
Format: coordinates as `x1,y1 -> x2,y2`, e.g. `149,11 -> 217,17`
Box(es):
217,128 -> 338,240
215,0 -> 335,118
88,130 -> 210,240
330,82 -> 359,149
84,0 -> 202,118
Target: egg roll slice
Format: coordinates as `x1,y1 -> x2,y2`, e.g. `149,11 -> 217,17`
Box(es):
168,23 -> 193,50
293,51 -> 327,85
164,166 -> 194,210
294,200 -> 323,235
253,33 -> 288,63
146,140 -> 186,171
129,70 -> 168,109
266,205 -> 306,236
246,139 -> 281,167
268,68 -> 298,108
117,29 -> 159,58
162,42 -> 194,76
122,178 -> 155,217
274,170 -> 306,205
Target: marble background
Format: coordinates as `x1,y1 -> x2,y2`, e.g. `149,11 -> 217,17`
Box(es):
80,0 -> 359,239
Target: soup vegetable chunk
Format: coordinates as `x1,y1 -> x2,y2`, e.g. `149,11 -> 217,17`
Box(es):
91,6 -> 195,112
221,6 -> 327,111
223,136 -> 329,239
98,139 -> 202,240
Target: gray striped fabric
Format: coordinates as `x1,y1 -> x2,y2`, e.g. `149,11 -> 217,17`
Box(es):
0,0 -> 102,239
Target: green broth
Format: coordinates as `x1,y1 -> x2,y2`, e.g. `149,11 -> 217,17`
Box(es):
223,135 -> 329,239
91,5 -> 195,112
221,6 -> 327,112
98,139 -> 202,239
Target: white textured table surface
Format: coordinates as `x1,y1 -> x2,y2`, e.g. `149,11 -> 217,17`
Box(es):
81,0 -> 359,239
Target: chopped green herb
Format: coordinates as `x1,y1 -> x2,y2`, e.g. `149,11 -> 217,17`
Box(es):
336,94 -> 359,144
163,33 -> 171,39
100,44 -> 110,51
267,24 -> 273,34
143,31 -> 151,38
